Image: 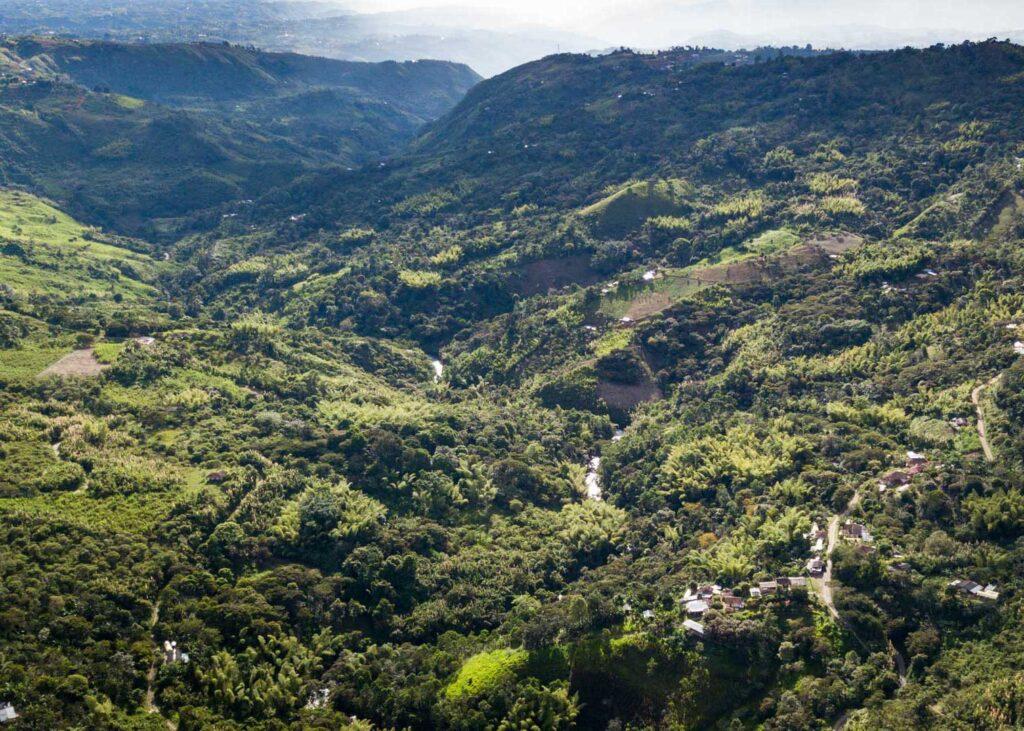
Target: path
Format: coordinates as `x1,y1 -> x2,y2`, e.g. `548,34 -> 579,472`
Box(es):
143,599 -> 161,715
972,374 -> 1002,463
37,348 -> 107,378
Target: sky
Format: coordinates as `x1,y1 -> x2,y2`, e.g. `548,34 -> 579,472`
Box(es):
343,0 -> 1024,37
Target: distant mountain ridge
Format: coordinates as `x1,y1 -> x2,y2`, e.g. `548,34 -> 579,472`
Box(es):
7,38 -> 479,119
0,38 -> 480,236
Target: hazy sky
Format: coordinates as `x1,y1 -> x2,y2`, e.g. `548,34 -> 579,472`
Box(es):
345,0 -> 1024,36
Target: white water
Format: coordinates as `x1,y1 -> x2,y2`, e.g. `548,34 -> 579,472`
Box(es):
431,359 -> 444,382
585,456 -> 603,501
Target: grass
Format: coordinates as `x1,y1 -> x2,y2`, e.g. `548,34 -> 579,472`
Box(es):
592,329 -> 633,357
0,189 -> 160,302
444,648 -> 528,700
92,341 -> 126,364
581,179 -> 694,237
597,229 -> 805,320
112,94 -> 145,110
598,274 -> 708,320
0,340 -> 74,381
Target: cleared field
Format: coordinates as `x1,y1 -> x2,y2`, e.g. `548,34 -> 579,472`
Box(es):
598,231 -> 863,322
0,189 -> 160,301
38,348 -> 107,378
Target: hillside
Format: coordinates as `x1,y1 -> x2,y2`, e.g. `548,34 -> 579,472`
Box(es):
4,39 -> 1024,731
0,40 -> 478,238
8,39 -> 479,119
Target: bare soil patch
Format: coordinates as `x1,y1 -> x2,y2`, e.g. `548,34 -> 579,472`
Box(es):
514,255 -> 601,297
38,348 -> 108,378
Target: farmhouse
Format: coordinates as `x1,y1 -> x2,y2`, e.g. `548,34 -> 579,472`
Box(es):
806,557 -> 825,576
949,579 -> 999,601
841,521 -> 873,542
684,599 -> 709,616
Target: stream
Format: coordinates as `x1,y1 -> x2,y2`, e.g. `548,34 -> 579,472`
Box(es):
583,429 -> 625,501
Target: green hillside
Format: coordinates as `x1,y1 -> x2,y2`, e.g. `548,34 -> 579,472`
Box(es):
4,39 -> 1024,731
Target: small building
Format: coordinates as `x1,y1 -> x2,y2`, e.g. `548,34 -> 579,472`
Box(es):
721,594 -> 745,610
0,703 -> 17,724
206,470 -> 228,484
1015,341 -> 1024,356
906,451 -> 927,466
758,580 -> 778,595
806,557 -> 825,576
683,619 -> 705,636
642,609 -> 655,620
841,521 -> 873,543
949,579 -> 999,601
748,587 -> 762,598
684,599 -> 709,616
621,601 -> 633,613
781,576 -> 807,589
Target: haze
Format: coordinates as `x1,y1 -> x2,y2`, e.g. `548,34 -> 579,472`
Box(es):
343,0 -> 1024,46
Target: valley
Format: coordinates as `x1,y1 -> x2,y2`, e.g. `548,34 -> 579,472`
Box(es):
1,36 -> 1024,731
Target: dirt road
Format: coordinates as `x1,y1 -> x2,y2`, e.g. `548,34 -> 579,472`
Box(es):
972,374 -> 1003,463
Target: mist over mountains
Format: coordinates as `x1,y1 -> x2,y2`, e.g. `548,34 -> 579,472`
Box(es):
4,0 -> 1024,77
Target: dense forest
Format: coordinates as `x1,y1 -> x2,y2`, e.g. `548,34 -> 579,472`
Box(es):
2,38 -> 1024,730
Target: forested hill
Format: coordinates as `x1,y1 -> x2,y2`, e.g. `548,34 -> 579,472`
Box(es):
6,38 -> 1024,731
0,39 -> 479,237
6,38 -> 480,119
257,41 -> 1024,232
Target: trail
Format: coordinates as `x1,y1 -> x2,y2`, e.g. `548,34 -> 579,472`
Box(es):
972,374 -> 1003,463
144,598 -> 161,715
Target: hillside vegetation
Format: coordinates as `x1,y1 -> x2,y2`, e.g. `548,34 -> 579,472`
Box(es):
3,39 -> 1024,731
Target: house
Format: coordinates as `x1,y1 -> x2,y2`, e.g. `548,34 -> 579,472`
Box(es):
1015,341 -> 1024,356
758,580 -> 778,595
683,619 -> 705,636
721,594 -> 745,610
0,703 -> 17,724
134,336 -> 156,347
781,576 -> 807,589
949,579 -> 999,601
621,601 -> 633,613
748,587 -> 762,598
806,557 -> 825,576
841,521 -> 873,543
642,609 -> 655,620
684,599 -> 709,616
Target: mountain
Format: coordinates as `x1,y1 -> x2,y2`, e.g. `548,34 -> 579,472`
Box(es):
0,0 -> 606,77
0,39 -> 478,236
4,37 -> 1024,731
